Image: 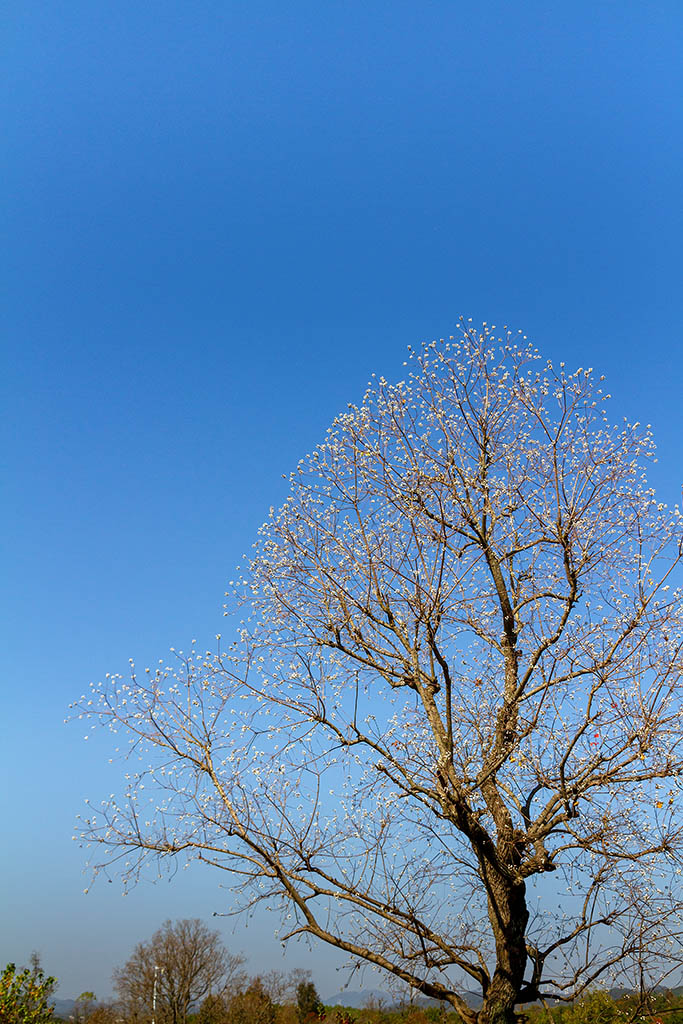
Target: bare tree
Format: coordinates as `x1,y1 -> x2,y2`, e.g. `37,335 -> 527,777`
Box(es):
113,920 -> 243,1024
258,970 -> 311,1006
77,324 -> 683,1024
196,968 -> 308,1024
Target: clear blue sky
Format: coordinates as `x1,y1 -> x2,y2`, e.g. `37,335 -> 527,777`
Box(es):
2,0 -> 683,1003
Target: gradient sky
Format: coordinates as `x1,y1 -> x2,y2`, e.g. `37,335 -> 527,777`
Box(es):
2,0 -> 683,1003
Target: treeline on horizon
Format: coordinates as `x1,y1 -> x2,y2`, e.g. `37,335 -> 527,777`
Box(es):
5,955 -> 683,1024
46,984 -> 683,1024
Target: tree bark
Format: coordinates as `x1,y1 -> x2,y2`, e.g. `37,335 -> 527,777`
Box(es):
478,872 -> 529,1024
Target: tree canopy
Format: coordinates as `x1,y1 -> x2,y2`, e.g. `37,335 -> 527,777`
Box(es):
77,323 -> 683,1024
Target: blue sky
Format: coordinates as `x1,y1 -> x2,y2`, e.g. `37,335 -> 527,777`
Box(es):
2,0 -> 683,1002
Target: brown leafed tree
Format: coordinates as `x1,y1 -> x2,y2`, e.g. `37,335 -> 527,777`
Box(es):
77,324 -> 683,1024
112,920 -> 243,1024
224,979 -> 275,1024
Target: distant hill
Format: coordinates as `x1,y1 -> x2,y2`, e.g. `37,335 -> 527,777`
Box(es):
324,988 -> 482,1009
324,990 -> 389,1008
52,999 -> 77,1019
323,986 -> 683,1011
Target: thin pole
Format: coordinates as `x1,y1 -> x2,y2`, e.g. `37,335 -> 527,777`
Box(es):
152,965 -> 161,1024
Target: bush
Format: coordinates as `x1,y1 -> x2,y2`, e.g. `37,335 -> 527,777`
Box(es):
0,961 -> 56,1024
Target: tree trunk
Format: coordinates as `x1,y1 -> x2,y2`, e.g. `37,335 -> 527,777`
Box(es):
478,872 -> 529,1024
479,971 -> 522,1024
